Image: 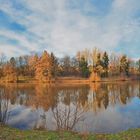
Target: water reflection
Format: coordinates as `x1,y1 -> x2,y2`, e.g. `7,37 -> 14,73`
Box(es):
49,103 -> 85,131
0,90 -> 10,124
0,82 -> 140,133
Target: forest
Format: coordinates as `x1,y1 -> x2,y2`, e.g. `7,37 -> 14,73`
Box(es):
0,48 -> 140,82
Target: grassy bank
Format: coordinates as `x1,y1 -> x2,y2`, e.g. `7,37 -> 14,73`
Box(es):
1,125 -> 140,140
1,75 -> 140,84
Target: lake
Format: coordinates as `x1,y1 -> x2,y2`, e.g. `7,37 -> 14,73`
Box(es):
0,82 -> 140,133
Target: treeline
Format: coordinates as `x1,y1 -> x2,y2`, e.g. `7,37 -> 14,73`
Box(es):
0,48 -> 140,82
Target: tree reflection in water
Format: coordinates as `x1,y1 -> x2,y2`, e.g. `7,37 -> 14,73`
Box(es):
33,85 -> 88,130
0,88 -> 11,124
51,103 -> 86,131
0,82 -> 140,132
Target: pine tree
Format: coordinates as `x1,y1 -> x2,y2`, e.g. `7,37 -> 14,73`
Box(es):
137,59 -> 140,73
120,55 -> 129,76
102,52 -> 109,77
79,56 -> 89,78
50,52 -> 58,77
10,57 -> 16,67
96,53 -> 102,67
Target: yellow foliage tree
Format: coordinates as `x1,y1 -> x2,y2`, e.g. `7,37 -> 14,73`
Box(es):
35,51 -> 52,82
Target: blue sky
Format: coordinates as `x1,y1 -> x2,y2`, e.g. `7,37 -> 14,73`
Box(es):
0,0 -> 140,59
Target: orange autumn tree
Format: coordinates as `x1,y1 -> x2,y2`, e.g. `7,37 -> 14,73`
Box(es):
28,54 -> 39,77
35,51 -> 53,82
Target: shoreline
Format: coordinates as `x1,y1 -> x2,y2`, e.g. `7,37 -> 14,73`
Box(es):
1,124 -> 140,140
0,76 -> 139,84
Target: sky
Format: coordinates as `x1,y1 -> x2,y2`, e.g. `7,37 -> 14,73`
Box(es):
0,0 -> 140,59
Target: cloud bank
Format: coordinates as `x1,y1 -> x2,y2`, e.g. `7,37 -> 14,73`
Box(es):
0,0 -> 140,58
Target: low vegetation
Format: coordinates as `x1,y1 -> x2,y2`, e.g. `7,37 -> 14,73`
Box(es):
0,125 -> 140,140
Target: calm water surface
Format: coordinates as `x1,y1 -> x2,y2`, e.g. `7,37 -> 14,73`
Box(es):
0,82 -> 140,133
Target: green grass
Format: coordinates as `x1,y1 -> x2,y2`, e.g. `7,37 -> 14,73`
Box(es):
0,125 -> 140,140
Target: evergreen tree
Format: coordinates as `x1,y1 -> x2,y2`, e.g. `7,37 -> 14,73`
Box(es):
102,52 -> 109,77
50,52 -> 59,77
10,57 -> 16,67
96,53 -> 102,67
136,59 -> 140,73
79,56 -> 89,78
120,55 -> 129,76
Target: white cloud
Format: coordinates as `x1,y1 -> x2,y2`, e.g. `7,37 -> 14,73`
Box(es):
0,0 -> 140,58
0,29 -> 42,56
